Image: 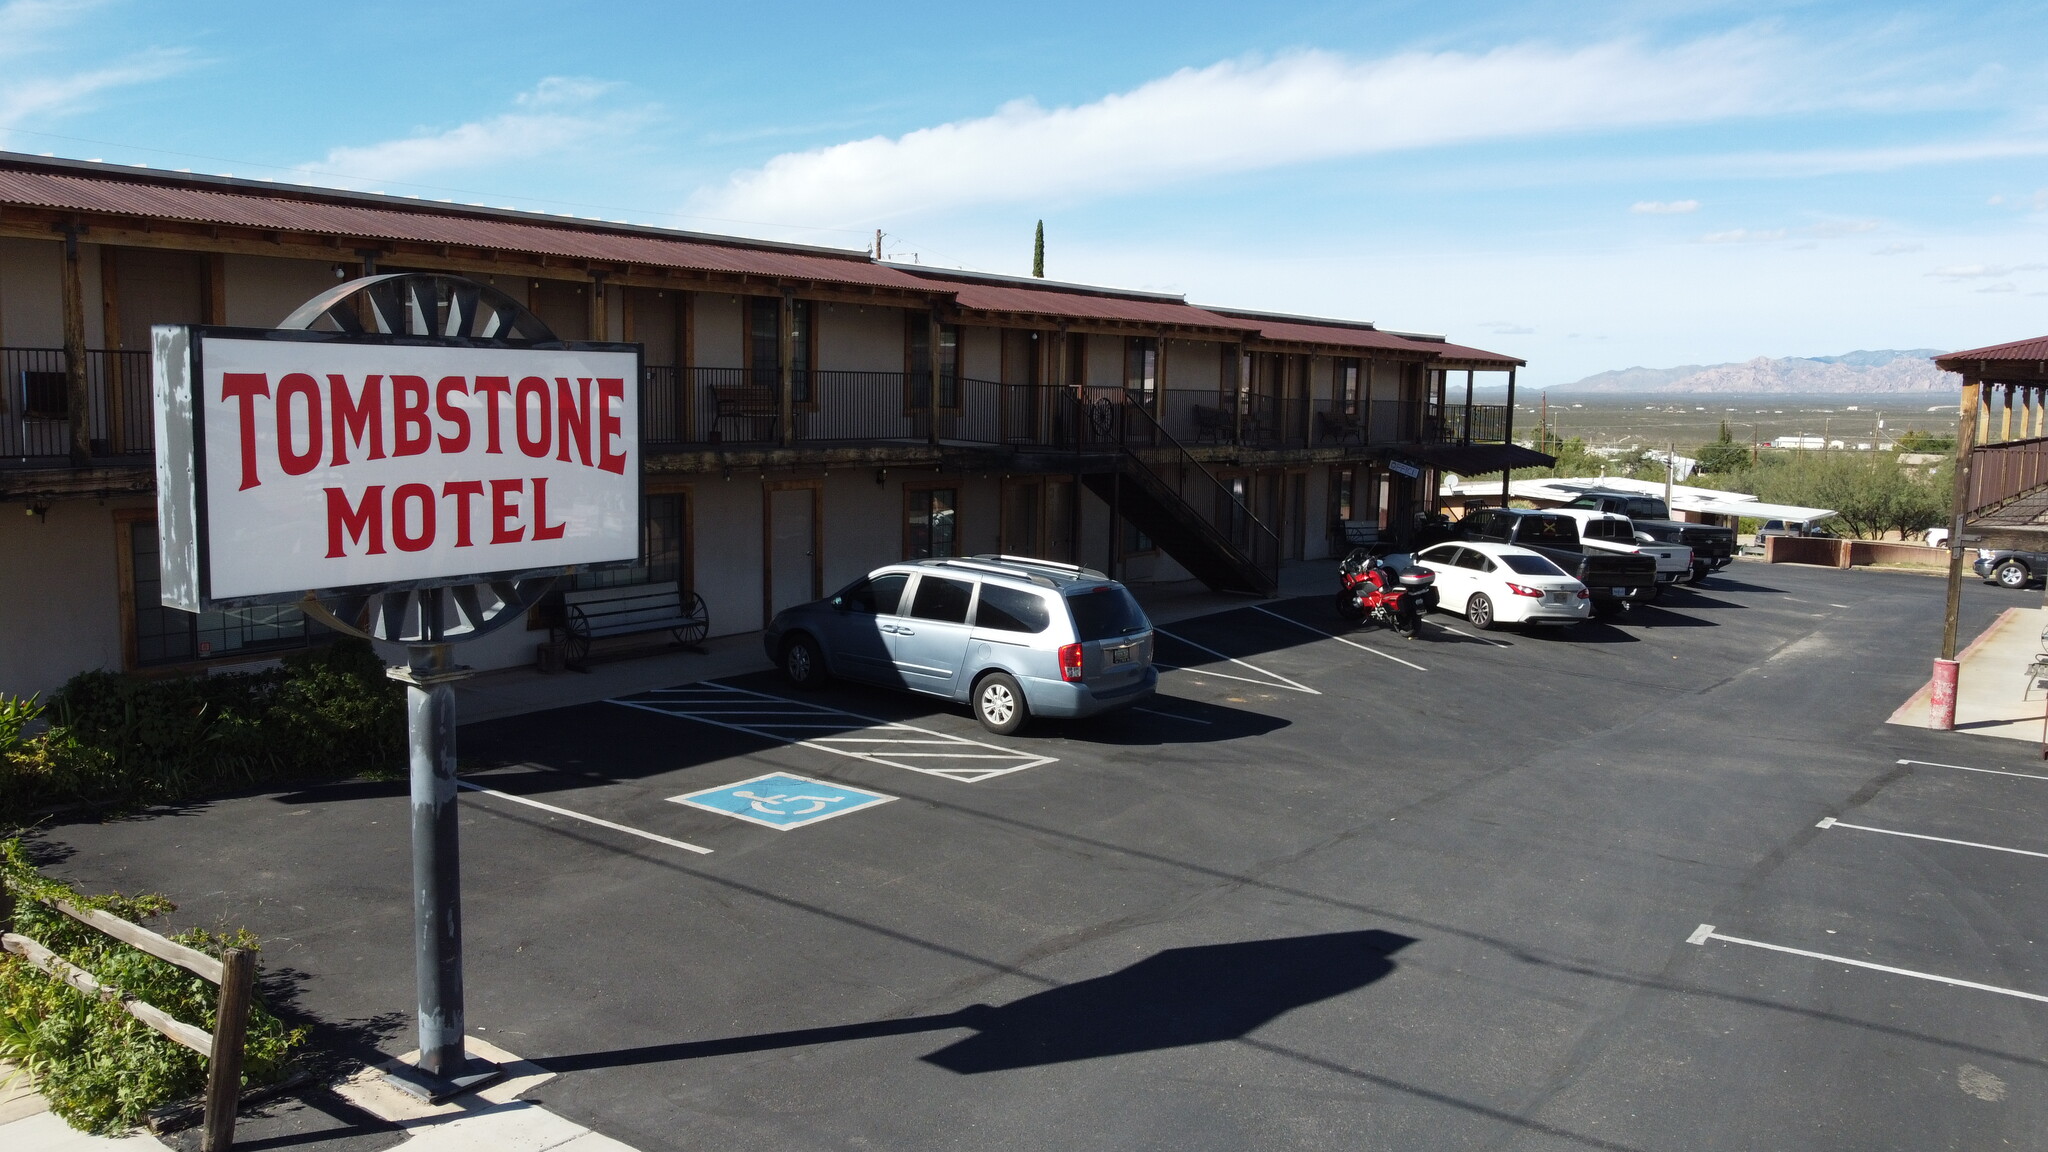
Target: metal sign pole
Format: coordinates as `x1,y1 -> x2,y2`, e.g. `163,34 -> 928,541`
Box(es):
386,641 -> 496,1100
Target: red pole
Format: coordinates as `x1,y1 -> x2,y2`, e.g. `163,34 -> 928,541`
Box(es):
1931,658 -> 1960,731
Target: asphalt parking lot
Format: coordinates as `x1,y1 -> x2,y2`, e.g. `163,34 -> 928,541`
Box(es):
23,561 -> 2047,1151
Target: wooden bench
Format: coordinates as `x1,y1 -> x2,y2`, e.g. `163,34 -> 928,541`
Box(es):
712,386 -> 780,442
1341,520 -> 1381,548
554,580 -> 709,668
1316,409 -> 1364,444
1192,404 -> 1233,444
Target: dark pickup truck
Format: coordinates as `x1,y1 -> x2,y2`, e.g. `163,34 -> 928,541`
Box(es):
1459,507 -> 1659,615
1558,491 -> 1737,581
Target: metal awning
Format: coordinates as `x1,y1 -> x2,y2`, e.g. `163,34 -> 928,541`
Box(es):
1383,442 -> 1556,474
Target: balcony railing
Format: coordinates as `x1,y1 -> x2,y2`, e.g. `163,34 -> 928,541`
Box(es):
2,348 -> 154,464
641,367 -> 1082,449
1147,390 -> 1506,448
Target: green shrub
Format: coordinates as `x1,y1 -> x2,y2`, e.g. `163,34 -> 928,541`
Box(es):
0,639 -> 403,820
0,838 -> 306,1133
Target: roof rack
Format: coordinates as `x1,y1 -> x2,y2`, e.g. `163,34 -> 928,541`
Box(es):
971,554 -> 1109,580
924,557 -> 1058,587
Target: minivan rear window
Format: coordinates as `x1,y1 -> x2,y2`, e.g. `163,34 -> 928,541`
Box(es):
1067,586 -> 1148,641
976,584 -> 1051,633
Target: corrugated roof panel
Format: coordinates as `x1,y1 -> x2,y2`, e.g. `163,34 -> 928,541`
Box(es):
942,279 -> 1257,332
1938,336 -> 2048,365
0,167 -> 933,292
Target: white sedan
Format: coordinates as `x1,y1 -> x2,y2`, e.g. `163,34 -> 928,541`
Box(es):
1410,541 -> 1591,630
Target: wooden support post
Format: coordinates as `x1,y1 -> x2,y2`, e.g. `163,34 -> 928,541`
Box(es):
1233,346 -> 1247,445
1501,366 -> 1517,507
203,254 -> 227,325
200,947 -> 255,1152
590,274 -> 609,342
1941,376 -> 1983,662
676,291 -> 693,442
61,227 -> 90,464
2001,384 -> 2014,444
779,290 -> 796,448
926,307 -> 942,448
100,246 -> 125,454
1463,369 -> 1474,445
1362,357 -> 1376,444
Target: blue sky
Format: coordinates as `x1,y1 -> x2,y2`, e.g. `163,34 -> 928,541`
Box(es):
4,0 -> 2046,386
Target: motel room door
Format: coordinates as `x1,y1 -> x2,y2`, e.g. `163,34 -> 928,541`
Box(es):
764,483 -> 821,623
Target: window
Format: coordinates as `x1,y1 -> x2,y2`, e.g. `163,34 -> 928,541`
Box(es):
568,492 -> 689,591
908,575 -> 973,623
1066,586 -> 1148,641
125,519 -> 310,666
838,572 -> 908,615
906,487 -> 957,558
1332,467 -> 1355,521
1124,337 -> 1158,403
1501,553 -> 1569,577
907,317 -> 959,409
976,584 -> 1051,633
1122,518 -> 1153,555
748,297 -> 813,403
1337,359 -> 1362,413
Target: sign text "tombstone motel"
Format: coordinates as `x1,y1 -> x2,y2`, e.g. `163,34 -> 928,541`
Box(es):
183,337 -> 640,600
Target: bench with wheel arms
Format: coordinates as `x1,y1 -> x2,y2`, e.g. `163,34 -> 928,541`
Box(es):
553,581 -> 709,668
713,386 -> 780,442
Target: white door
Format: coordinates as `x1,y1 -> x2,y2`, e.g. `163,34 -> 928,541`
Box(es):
768,487 -> 818,617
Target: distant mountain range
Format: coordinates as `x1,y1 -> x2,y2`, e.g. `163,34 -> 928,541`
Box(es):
1550,349 -> 1953,394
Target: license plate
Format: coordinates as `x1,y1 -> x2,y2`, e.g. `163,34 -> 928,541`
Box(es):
1111,645 -> 1132,664
1611,587 -> 1626,596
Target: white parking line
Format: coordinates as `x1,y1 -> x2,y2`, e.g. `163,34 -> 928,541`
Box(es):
1688,923 -> 2048,1004
1430,621 -> 1512,648
1248,604 -> 1428,671
614,682 -> 1054,782
1898,758 -> 2048,782
457,779 -> 714,854
1153,626 -> 1321,694
1132,706 -> 1213,725
1816,816 -> 2048,860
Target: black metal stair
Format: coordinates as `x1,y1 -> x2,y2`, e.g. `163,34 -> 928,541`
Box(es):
1077,393 -> 1279,597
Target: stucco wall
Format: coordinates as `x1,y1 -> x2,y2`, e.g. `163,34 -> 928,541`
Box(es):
817,302 -> 902,372
222,254 -> 343,329
0,237 -> 67,348
0,500 -> 128,699
959,325 -> 1002,382
1085,333 -> 1123,391
693,292 -> 742,368
1166,339 -> 1222,395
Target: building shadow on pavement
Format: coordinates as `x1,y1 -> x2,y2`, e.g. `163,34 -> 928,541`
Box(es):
535,929 -> 1414,1076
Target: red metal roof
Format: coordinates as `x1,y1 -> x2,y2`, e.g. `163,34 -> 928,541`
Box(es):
0,160 -> 933,293
912,274 -> 1254,333
1415,339 -> 1525,368
1231,315 -> 1433,354
1938,336 -> 2048,366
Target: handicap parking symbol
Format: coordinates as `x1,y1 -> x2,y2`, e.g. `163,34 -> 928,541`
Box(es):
668,772 -> 895,831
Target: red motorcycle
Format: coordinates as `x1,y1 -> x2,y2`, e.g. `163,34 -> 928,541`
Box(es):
1336,549 -> 1434,638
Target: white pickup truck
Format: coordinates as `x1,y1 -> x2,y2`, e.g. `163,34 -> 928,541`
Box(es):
1551,509 -> 1693,593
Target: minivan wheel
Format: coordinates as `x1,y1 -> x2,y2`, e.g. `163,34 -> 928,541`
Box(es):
974,672 -> 1028,735
782,634 -> 828,689
1996,561 -> 2030,589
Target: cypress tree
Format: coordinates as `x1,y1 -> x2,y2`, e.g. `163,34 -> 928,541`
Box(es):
1032,221 -> 1044,278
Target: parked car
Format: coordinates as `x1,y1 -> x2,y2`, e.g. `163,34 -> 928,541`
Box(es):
1558,491 -> 1737,581
1757,519 -> 1838,539
1925,527 -> 1950,549
1456,507 -> 1658,616
1409,541 -> 1592,630
763,555 -> 1156,733
1974,548 -> 2048,589
1548,508 -> 1693,594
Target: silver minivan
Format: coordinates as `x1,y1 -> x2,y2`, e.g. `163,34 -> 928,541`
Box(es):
762,555 -> 1157,733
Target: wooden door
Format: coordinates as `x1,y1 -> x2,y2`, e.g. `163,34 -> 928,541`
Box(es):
763,484 -> 821,622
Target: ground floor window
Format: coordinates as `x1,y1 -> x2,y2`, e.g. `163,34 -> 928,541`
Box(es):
1122,518 -> 1154,555
905,486 -> 957,559
568,492 -> 692,591
122,516 -> 310,667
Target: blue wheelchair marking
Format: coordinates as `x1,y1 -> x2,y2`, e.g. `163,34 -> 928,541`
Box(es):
668,772 -> 895,831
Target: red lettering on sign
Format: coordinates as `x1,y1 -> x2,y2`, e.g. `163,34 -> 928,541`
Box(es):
435,376 -> 471,453
598,377 -> 626,474
442,480 -> 484,547
515,376 -> 551,458
325,485 -> 385,557
473,376 -> 511,453
391,482 -> 435,552
490,477 -> 524,543
277,373 -> 324,476
328,374 -> 384,466
392,376 -> 430,457
531,476 -> 566,541
221,372 -> 270,490
555,377 -> 593,466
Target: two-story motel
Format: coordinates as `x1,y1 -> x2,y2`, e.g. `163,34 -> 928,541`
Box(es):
0,152 -> 1540,697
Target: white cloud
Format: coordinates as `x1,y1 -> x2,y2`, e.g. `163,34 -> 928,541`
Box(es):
1631,199 -> 1700,214
1701,228 -> 1788,243
0,1 -> 191,135
1977,282 -> 2017,293
1928,262 -> 2046,278
1806,218 -> 1880,237
302,77 -> 651,186
692,32 -> 1817,225
1872,243 -> 1925,255
1479,320 -> 1535,334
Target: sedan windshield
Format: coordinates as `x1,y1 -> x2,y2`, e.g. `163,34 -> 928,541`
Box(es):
1499,553 -> 1569,578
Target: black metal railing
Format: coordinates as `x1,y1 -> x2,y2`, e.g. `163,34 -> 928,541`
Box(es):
2,348 -> 153,464
1432,403 -> 1508,444
1112,390 -> 1281,592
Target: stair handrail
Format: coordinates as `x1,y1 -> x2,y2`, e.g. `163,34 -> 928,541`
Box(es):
1110,390 -> 1281,586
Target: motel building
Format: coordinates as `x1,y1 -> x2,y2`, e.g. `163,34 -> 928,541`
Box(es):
0,152 -> 1537,697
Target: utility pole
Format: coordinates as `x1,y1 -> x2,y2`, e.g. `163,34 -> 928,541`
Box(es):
873,229 -> 882,259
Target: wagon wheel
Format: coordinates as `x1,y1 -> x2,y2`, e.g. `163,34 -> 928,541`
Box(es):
1088,396 -> 1116,439
285,274 -> 563,646
670,591 -> 710,648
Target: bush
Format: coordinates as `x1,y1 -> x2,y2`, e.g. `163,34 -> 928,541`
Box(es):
0,838 -> 306,1133
0,639 -> 403,820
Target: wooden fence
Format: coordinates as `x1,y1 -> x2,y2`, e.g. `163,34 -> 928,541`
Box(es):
0,879 -> 253,1150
